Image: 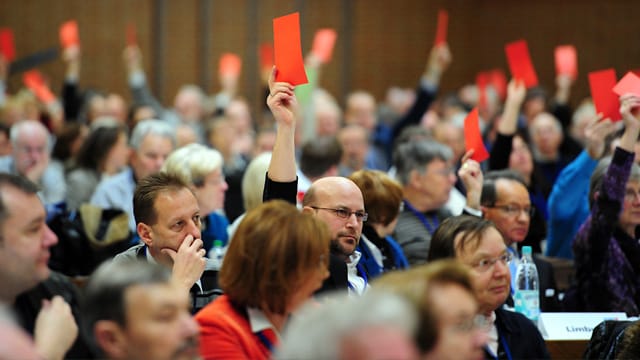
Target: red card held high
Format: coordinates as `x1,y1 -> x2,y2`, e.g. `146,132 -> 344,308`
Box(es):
311,28 -> 337,64
259,43 -> 274,70
0,28 -> 15,62
60,20 -> 79,49
463,108 -> 489,162
613,71 -> 640,97
23,70 -> 56,104
273,12 -> 308,85
555,45 -> 577,80
505,40 -> 538,88
219,53 -> 242,77
434,9 -> 448,46
588,69 -> 621,122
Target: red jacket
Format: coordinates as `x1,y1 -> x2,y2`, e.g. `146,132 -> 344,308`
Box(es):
195,295 -> 272,360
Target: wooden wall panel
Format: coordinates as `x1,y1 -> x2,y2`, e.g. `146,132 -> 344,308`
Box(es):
1,0 -> 640,120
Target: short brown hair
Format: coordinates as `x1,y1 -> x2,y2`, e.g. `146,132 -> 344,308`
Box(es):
373,259 -> 474,353
133,172 -> 191,225
427,215 -> 498,261
349,170 -> 403,226
220,200 -> 330,314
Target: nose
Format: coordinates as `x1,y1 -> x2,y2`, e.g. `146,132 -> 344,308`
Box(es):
493,257 -> 509,277
188,219 -> 201,239
43,224 -> 58,247
345,212 -> 360,228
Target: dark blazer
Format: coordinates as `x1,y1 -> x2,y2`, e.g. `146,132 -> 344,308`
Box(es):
485,308 -> 550,360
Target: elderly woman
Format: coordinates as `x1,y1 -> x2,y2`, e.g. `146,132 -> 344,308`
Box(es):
348,169 -> 409,277
373,260 -> 488,360
161,143 -> 228,253
427,215 -> 550,359
195,200 -> 330,359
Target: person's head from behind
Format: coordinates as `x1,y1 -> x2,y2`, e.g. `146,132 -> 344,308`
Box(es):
590,156 -> 640,233
76,119 -> 129,175
374,260 -> 487,360
570,99 -> 596,145
432,121 -> 465,164
252,126 -> 277,158
428,215 -> 510,316
313,90 -> 342,137
299,136 -> 342,180
220,200 -> 330,315
134,173 -> 201,266
162,143 -> 227,216
83,260 -> 199,360
241,152 -> 271,212
10,120 -> 51,177
302,177 -> 366,260
345,90 -> 377,131
393,139 -> 456,211
51,122 -> 88,162
0,174 -> 58,302
129,120 -> 176,181
174,85 -> 205,123
349,169 -> 403,237
206,115 -> 234,158
481,170 -> 532,246
522,87 -> 547,123
275,291 -> 419,360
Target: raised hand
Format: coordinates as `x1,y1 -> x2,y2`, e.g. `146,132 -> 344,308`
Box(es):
123,45 -> 143,74
458,149 -> 483,210
584,114 -> 616,159
425,43 -> 452,85
162,234 -> 206,292
618,94 -> 640,152
266,67 -> 298,128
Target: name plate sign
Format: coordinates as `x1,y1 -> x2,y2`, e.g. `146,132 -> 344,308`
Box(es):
539,312 -> 627,340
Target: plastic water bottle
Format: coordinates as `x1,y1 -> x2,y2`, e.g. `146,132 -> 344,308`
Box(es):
514,246 -> 540,323
209,240 -> 225,270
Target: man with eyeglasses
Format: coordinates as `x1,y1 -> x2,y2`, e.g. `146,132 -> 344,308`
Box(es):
479,169 -> 560,312
263,69 -> 368,296
0,120 -> 66,205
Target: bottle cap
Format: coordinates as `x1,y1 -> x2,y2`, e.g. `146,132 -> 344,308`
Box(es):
522,246 -> 532,255
213,239 -> 223,247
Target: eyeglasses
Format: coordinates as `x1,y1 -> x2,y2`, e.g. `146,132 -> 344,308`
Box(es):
450,314 -> 492,333
429,167 -> 456,177
470,253 -> 512,273
624,189 -> 640,202
487,204 -> 535,217
311,207 -> 368,222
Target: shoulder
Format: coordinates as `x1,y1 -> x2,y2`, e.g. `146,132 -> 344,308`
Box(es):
113,244 -> 145,263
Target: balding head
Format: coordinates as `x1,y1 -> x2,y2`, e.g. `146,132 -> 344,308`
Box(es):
529,112 -> 563,160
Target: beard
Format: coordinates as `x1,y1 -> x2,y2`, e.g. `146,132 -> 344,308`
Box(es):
330,238 -> 355,259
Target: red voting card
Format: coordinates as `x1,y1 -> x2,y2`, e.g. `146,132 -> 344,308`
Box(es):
434,9 -> 448,46
273,12 -> 308,85
127,23 -> 137,46
463,108 -> 489,162
23,70 -> 56,104
260,43 -> 274,70
0,29 -> 15,62
588,69 -> 621,121
505,40 -> 538,88
613,71 -> 640,96
59,20 -> 79,49
219,53 -> 242,77
311,28 -> 337,64
555,45 -> 577,80
489,69 -> 507,101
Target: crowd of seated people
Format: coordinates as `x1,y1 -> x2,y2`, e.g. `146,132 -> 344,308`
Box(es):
2,21 -> 640,359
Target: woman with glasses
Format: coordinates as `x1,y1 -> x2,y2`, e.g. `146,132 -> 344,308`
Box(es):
427,215 -> 550,359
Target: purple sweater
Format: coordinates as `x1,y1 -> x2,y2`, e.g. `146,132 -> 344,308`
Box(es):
573,147 -> 640,315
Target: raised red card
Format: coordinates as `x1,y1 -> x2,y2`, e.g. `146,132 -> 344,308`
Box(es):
59,20 -> 79,49
127,23 -> 137,46
588,69 -> 621,121
613,71 -> 640,97
434,9 -> 448,46
259,43 -> 274,70
23,70 -> 56,104
463,108 -> 489,162
0,29 -> 15,62
505,40 -> 538,88
219,53 -> 242,77
555,45 -> 577,80
273,12 -> 308,85
311,28 -> 337,64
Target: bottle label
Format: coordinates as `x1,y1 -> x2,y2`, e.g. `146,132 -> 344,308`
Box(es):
514,290 -> 539,321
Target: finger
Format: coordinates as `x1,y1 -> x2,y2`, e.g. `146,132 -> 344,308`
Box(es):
198,248 -> 206,257
460,149 -> 474,164
191,238 -> 204,250
181,234 -> 194,248
268,66 -> 277,90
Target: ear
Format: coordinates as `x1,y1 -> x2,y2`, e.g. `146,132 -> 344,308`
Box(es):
94,320 -> 128,359
137,223 -> 153,246
408,169 -> 422,189
593,191 -> 600,201
480,205 -> 489,218
301,206 -> 316,215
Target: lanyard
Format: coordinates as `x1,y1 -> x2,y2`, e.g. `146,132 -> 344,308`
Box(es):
485,335 -> 513,360
256,330 -> 275,352
403,200 -> 439,234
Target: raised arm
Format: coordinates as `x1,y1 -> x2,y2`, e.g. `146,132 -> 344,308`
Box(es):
123,45 -> 165,117
488,79 -> 525,170
61,45 -> 82,122
266,67 -> 298,182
